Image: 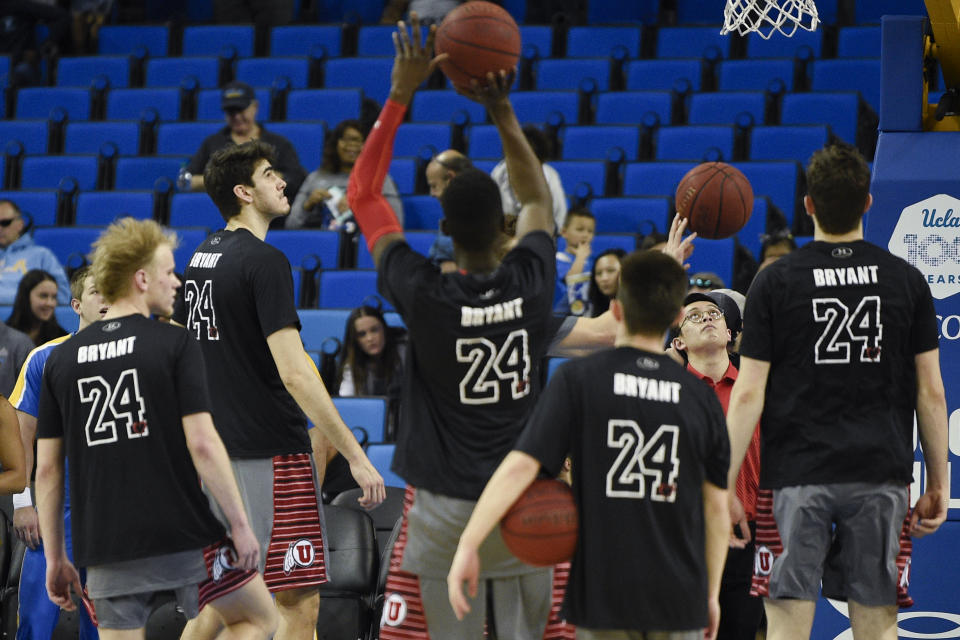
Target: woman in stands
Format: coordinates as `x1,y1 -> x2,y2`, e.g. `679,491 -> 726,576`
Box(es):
337,305 -> 407,399
7,269 -> 67,346
587,248 -> 625,317
286,119 -> 405,229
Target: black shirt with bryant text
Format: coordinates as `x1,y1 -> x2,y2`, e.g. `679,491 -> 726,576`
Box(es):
378,231 -> 556,500
741,240 -> 939,488
515,348 -> 729,631
173,228 -> 310,458
37,315 -> 225,566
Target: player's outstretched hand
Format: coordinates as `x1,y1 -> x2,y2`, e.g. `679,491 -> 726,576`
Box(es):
231,523 -> 261,571
704,596 -> 720,640
447,544 -> 480,620
14,506 -> 41,549
664,213 -> 696,270
456,69 -> 516,108
910,489 -> 948,537
45,558 -> 82,610
389,12 -> 447,105
349,456 -> 386,508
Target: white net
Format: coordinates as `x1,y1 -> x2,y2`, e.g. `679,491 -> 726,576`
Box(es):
721,0 -> 820,39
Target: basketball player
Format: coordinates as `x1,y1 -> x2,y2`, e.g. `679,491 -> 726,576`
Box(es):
10,266 -> 105,640
174,140 -> 384,640
35,218 -> 275,640
346,14 -> 560,639
725,142 -> 950,640
448,250 -> 731,640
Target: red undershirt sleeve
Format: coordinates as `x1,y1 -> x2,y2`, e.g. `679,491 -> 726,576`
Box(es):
347,98 -> 406,252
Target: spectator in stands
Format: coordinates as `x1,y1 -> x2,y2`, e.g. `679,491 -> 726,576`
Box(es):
491,124 -> 568,235
70,0 -> 114,54
0,0 -> 70,85
757,228 -> 797,272
587,247 -> 625,317
380,0 -> 464,25
287,119 -> 404,230
0,320 -> 33,397
689,271 -> 725,293
425,149 -> 472,272
337,305 -> 407,399
6,270 -> 67,346
0,200 -> 70,306
186,82 -> 306,202
640,231 -> 669,252
555,208 -> 596,316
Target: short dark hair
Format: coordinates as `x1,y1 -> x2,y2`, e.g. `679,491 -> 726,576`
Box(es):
617,251 -> 687,336
563,208 -> 595,228
521,125 -> 552,163
322,119 -> 363,173
639,232 -> 668,251
204,140 -> 277,222
805,142 -> 871,235
441,168 -> 503,252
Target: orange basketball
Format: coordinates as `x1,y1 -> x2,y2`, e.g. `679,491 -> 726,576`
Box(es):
675,162 -> 754,239
435,1 -> 521,89
501,479 -> 578,567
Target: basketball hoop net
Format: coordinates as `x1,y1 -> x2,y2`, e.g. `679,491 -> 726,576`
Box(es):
721,0 -> 819,39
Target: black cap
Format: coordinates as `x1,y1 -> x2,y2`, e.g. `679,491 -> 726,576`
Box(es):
221,82 -> 255,110
682,290 -> 742,341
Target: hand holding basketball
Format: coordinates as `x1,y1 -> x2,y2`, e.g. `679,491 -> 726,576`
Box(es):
436,1 -> 521,90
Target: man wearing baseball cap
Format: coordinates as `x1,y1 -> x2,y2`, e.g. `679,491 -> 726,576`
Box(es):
185,81 -> 307,202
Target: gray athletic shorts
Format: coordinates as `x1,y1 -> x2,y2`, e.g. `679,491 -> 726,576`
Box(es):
86,548 -> 207,629
576,629 -> 702,640
769,482 -> 908,605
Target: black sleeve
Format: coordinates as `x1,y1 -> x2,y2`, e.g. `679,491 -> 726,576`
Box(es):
739,266 -> 776,362
250,247 -> 302,337
699,390 -> 730,489
172,289 -> 186,326
36,355 -> 63,439
501,231 -> 557,296
175,331 -> 212,417
514,362 -> 577,477
911,269 -> 939,354
377,240 -> 434,317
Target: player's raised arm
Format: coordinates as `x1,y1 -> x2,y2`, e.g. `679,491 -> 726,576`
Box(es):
0,397 -> 26,495
348,13 -> 446,267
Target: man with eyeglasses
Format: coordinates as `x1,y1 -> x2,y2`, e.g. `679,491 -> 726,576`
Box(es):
672,290 -> 763,640
184,82 -> 307,202
0,199 -> 69,305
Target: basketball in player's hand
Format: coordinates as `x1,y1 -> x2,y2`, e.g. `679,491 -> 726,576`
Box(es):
675,162 -> 754,239
435,1 -> 521,89
501,478 -> 578,566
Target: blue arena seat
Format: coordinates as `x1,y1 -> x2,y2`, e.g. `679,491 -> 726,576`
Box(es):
716,59 -> 795,92
366,444 -> 405,488
688,92 -> 766,126
595,91 -> 672,125
21,156 -> 98,190
357,25 -> 402,56
810,59 -> 881,112
16,88 -> 90,120
196,88 -> 270,121
356,231 -> 434,269
56,306 -> 79,334
268,230 -> 340,271
551,161 -> 606,197
656,26 -> 731,59
319,270 -> 389,310
156,123 -> 222,156
333,397 -> 387,444
587,1 -> 659,24
745,30 -> 822,59
388,158 -> 416,195
780,92 -> 861,145
735,195 -> 774,258
0,191 -> 57,227
98,25 -> 169,56
172,228 -> 209,273
622,162 -> 692,197
625,59 -> 703,91
145,57 -> 219,89
519,25 -> 553,58
114,156 -> 185,190
323,58 -> 393,101
674,1 -> 724,24
393,124 -> 451,157
655,126 -> 735,162
269,25 -> 341,57
562,126 -> 640,161
0,120 -> 48,154
182,25 -> 254,57
170,193 -> 224,230
64,121 -> 140,155
729,161 -> 802,224
411,91 -> 487,124
748,125 -> 829,163
265,122 -> 324,168
75,191 -> 153,226
837,26 -> 881,57
299,308 -> 351,351
236,57 -> 310,89
286,89 -> 362,126
401,196 -> 442,231
591,197 -> 671,233
56,56 -> 129,88
511,91 -> 579,125
536,58 -> 611,91
687,237 -> 734,286
468,125 -> 502,159
106,88 -> 180,122
592,234 -> 636,254
32,227 -> 102,264
565,26 -> 642,58
854,0 -> 925,24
